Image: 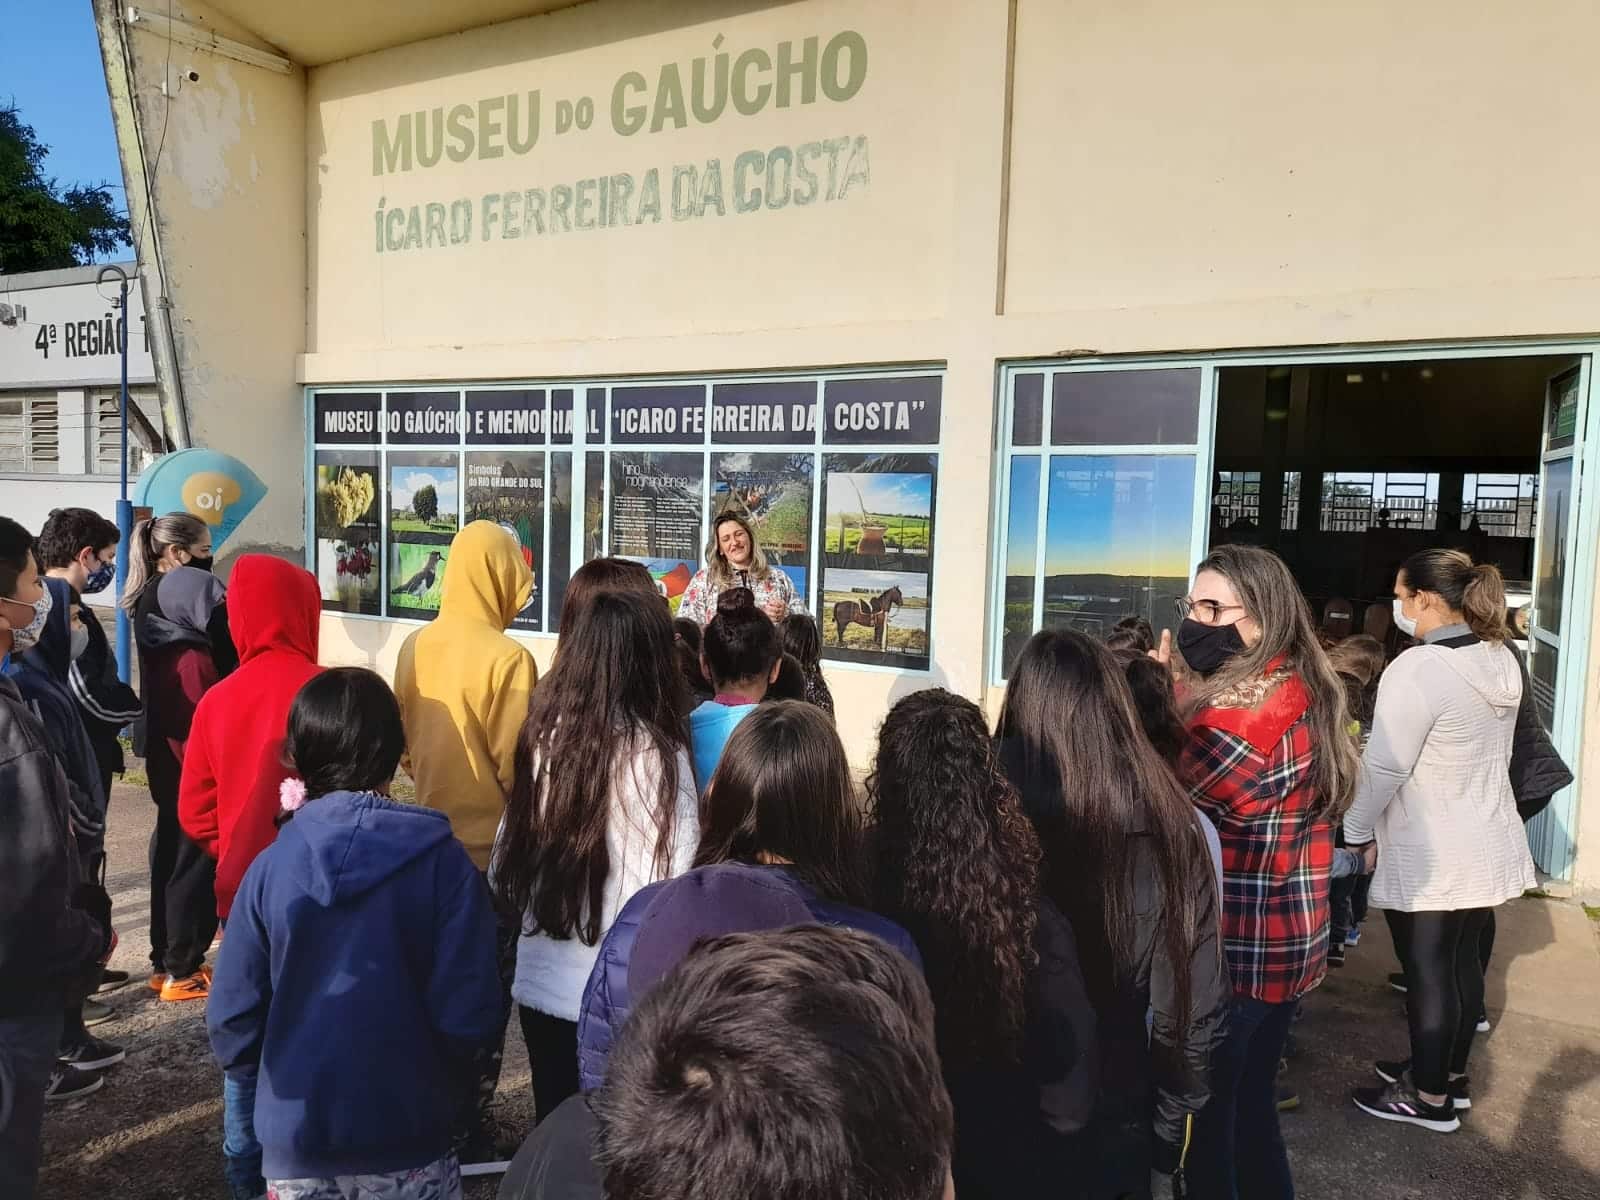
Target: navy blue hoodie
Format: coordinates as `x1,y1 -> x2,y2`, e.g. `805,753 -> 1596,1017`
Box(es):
207,790 -> 502,1180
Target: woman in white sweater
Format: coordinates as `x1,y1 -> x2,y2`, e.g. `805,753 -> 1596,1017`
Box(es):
1344,549 -> 1535,1133
493,586 -> 698,1122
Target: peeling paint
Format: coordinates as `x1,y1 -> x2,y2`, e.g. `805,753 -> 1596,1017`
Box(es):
172,61 -> 245,209
250,154 -> 261,182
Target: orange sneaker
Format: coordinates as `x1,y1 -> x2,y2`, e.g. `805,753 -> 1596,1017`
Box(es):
148,972 -> 169,994
159,970 -> 210,1003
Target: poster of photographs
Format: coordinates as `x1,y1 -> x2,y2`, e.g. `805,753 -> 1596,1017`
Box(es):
314,450 -> 381,615
464,451 -> 545,631
609,451 -> 704,614
820,453 -> 936,668
711,452 -> 812,598
387,452 -> 459,619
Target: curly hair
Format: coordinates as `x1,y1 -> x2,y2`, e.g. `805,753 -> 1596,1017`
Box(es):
868,688 -> 1042,1069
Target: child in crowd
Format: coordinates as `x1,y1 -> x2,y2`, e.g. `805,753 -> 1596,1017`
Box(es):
780,612 -> 835,717
208,668 -> 502,1200
36,507 -> 142,808
180,555 -> 323,1200
500,926 -> 954,1200
577,701 -> 917,1089
873,688 -> 1097,1200
688,588 -> 782,792
10,577 -> 123,1084
671,617 -> 713,709
496,588 -> 698,1122
1327,633 -> 1388,958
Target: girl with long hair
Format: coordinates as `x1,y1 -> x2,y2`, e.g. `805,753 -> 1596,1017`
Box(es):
676,510 -> 805,626
130,513 -> 239,1003
494,589 -> 699,1122
575,700 -> 914,1090
872,689 -> 1096,1200
1345,550 -> 1535,1132
997,631 -> 1227,1198
1168,543 -> 1359,1197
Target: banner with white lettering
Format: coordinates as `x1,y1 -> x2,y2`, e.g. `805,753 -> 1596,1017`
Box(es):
387,391 -> 462,445
712,381 -> 817,445
467,389 -> 547,445
823,376 -> 941,445
314,392 -> 381,445
609,384 -> 706,445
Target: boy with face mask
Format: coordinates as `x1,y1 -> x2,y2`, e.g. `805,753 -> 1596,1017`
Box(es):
9,577 -> 126,1081
0,517 -> 116,1198
36,509 -> 143,810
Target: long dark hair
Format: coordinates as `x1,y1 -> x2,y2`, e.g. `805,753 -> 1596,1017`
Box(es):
496,589 -> 689,945
693,701 -> 868,906
869,689 -> 1041,1068
1112,649 -> 1187,768
996,629 -> 1212,1036
1180,544 -> 1358,821
1401,548 -> 1509,643
286,668 -> 404,799
557,557 -> 658,638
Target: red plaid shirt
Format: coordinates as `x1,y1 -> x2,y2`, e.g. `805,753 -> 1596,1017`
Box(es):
1181,670 -> 1332,1004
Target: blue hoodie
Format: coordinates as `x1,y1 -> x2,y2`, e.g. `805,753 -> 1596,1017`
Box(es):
689,699 -> 757,792
207,790 -> 502,1180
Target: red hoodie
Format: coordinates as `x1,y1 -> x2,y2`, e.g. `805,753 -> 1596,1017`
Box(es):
179,555 -> 322,918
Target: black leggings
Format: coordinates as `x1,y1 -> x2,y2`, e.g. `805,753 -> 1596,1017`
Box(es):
519,1007 -> 580,1124
1385,907 -> 1491,1095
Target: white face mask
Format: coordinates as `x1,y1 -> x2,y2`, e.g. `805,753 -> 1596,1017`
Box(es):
4,588 -> 53,654
1393,596 -> 1419,638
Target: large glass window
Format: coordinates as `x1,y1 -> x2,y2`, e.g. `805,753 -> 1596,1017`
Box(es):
308,370 -> 943,669
995,366 -> 1207,679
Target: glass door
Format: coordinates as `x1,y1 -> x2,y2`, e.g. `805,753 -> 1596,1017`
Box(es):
1525,363 -> 1591,878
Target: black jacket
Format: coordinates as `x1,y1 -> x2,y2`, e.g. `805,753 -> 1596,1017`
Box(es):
12,579 -> 108,853
67,594 -> 141,778
1436,634 -> 1573,819
0,671 -> 110,1017
998,738 -> 1230,1177
942,898 -> 1099,1200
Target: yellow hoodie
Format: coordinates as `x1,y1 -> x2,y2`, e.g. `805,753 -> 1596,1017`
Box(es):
395,521 -> 537,868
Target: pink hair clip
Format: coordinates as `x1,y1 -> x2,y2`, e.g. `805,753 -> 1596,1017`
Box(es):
279,777 -> 308,813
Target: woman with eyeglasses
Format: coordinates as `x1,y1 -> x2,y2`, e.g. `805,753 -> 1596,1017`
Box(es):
1161,545 -> 1359,1200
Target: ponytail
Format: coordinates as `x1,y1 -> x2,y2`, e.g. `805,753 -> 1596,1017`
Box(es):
1400,549 -> 1508,643
121,512 -> 209,613
1461,563 -> 1509,643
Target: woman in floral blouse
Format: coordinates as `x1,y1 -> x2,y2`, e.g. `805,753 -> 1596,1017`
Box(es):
678,511 -> 806,627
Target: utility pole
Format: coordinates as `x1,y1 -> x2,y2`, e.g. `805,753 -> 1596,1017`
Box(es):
97,265 -> 133,684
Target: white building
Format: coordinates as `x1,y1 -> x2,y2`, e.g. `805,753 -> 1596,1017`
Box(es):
0,262 -> 165,602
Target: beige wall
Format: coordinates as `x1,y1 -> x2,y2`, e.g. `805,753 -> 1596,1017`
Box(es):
106,0 -> 1600,880
98,0 -> 308,559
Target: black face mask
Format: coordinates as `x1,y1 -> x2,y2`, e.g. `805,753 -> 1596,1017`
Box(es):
1177,618 -> 1246,677
187,556 -> 214,574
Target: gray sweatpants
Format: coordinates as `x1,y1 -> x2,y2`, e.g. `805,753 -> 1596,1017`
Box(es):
0,1010 -> 65,1200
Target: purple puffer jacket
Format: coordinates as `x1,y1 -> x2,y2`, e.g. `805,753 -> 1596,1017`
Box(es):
576,864 -> 922,1091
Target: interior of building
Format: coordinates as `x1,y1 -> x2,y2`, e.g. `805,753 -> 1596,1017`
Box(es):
1208,353 -> 1574,674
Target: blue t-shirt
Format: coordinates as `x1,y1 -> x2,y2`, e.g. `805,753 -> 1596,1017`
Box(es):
689,700 -> 757,793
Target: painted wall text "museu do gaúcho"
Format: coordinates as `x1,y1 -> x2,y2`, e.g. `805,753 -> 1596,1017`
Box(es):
368,30 -> 872,253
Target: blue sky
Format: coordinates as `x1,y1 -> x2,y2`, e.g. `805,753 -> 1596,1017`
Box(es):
826,472 -> 932,519
1,5 -> 127,211
393,468 -> 459,516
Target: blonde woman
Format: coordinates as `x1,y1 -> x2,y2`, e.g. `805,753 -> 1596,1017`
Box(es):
677,511 -> 805,627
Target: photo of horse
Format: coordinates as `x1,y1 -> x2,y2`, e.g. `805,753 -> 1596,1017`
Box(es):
820,568 -> 929,658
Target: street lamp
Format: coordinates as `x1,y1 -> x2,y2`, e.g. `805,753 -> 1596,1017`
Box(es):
96,264 -> 133,684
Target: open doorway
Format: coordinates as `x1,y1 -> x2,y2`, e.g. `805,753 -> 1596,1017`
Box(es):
1208,353 -> 1584,874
